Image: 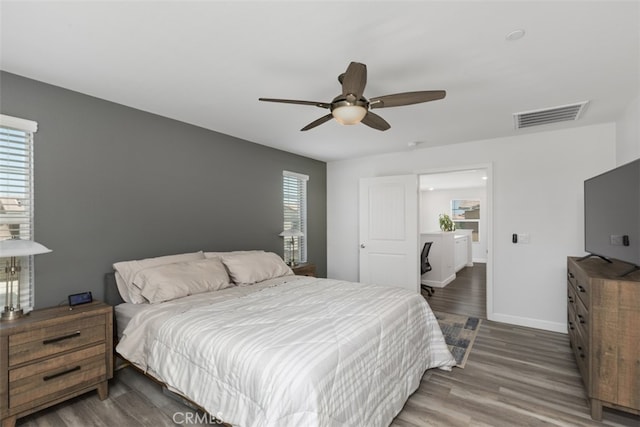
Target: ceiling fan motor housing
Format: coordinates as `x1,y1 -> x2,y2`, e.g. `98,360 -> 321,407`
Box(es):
330,96 -> 369,125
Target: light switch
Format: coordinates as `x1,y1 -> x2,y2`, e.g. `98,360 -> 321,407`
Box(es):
517,233 -> 530,244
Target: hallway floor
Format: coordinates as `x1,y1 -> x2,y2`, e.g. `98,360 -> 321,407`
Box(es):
423,262 -> 486,319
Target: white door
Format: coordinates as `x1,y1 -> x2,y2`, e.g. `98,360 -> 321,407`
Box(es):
359,175 -> 419,292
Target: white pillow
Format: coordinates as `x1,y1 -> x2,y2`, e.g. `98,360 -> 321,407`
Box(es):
136,258 -> 232,304
113,251 -> 205,303
220,251 -> 293,285
204,250 -> 264,259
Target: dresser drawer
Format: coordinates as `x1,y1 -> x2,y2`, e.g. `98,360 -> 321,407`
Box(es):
573,297 -> 589,339
570,283 -> 591,388
8,343 -> 107,410
568,264 -> 590,309
572,328 -> 589,385
8,314 -> 106,366
567,299 -> 578,337
567,283 -> 578,316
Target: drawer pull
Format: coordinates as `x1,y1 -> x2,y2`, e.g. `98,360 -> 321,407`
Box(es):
568,321 -> 575,330
568,295 -> 574,303
43,365 -> 81,381
577,285 -> 586,293
577,314 -> 586,324
568,272 -> 575,279
43,331 -> 81,345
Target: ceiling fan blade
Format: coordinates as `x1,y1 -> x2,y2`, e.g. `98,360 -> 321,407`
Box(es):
341,62 -> 367,100
259,98 -> 331,109
361,111 -> 390,131
301,114 -> 333,131
369,90 -> 446,109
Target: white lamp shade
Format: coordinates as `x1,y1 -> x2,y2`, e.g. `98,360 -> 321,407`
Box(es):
331,105 -> 367,125
279,229 -> 304,237
0,238 -> 52,257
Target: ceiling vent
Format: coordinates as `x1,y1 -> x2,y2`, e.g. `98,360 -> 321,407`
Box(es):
513,101 -> 589,129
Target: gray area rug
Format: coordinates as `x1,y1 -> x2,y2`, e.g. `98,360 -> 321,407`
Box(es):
433,311 -> 482,368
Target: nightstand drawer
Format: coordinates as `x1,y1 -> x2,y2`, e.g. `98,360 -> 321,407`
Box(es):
9,343 -> 107,410
9,314 -> 106,366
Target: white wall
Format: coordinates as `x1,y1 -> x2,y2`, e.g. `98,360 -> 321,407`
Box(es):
616,95 -> 640,165
327,123 -> 616,332
420,187 -> 487,262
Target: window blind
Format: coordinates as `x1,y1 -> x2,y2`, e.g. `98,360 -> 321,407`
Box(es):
0,114 -> 38,310
283,171 -> 308,264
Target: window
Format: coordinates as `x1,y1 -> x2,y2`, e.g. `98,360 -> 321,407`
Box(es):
283,171 -> 308,264
451,199 -> 480,242
0,114 -> 38,310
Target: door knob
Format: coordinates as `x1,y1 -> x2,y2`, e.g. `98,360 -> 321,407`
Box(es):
360,244 -> 366,248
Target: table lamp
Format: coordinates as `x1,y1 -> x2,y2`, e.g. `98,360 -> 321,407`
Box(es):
0,236 -> 51,321
279,229 -> 304,267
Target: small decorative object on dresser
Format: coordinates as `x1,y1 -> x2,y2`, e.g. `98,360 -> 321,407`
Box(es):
567,256 -> 640,421
292,262 -> 316,277
0,301 -> 113,427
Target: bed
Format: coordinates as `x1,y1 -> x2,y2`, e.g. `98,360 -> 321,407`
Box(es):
111,250 -> 455,427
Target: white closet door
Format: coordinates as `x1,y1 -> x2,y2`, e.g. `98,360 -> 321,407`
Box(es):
358,175 -> 419,292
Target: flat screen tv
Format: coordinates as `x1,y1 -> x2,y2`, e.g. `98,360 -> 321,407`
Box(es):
584,158 -> 640,274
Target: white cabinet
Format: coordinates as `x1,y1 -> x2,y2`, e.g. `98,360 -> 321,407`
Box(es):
454,235 -> 469,272
420,231 -> 473,288
420,232 -> 455,288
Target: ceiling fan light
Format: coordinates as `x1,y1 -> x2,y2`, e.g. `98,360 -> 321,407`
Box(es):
332,105 -> 367,125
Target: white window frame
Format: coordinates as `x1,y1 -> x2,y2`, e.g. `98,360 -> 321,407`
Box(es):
283,170 -> 309,264
0,114 -> 38,311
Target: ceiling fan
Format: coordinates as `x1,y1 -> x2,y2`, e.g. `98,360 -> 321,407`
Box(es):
259,61 -> 446,131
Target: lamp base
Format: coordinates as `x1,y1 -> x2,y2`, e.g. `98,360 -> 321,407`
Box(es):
1,308 -> 25,321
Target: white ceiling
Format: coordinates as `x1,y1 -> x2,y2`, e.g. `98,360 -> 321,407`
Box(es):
1,1 -> 638,162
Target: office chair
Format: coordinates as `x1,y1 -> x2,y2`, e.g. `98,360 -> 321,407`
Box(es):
420,241 -> 435,297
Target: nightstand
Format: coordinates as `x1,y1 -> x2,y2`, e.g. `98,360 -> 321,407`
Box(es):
292,263 -> 316,277
0,301 -> 113,427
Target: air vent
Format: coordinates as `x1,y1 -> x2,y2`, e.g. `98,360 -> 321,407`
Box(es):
513,101 -> 589,129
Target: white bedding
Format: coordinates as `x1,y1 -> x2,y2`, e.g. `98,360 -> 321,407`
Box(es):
116,275 -> 455,427
114,302 -> 144,339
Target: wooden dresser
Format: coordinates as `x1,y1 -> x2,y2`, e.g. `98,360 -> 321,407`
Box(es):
0,301 -> 113,427
567,257 -> 640,420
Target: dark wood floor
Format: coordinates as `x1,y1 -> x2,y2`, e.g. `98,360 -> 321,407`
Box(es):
17,265 -> 640,426
424,263 -> 487,319
391,319 -> 640,427
398,263 -> 639,426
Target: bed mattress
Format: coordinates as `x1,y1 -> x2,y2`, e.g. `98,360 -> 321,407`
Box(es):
114,302 -> 147,339
116,275 -> 455,427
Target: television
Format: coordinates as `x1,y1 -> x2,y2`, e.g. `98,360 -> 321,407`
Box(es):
584,158 -> 640,274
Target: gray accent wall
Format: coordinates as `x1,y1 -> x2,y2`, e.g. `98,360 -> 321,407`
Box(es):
0,71 -> 327,308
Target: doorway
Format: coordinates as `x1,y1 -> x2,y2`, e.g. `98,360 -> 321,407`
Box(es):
418,167 -> 490,319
